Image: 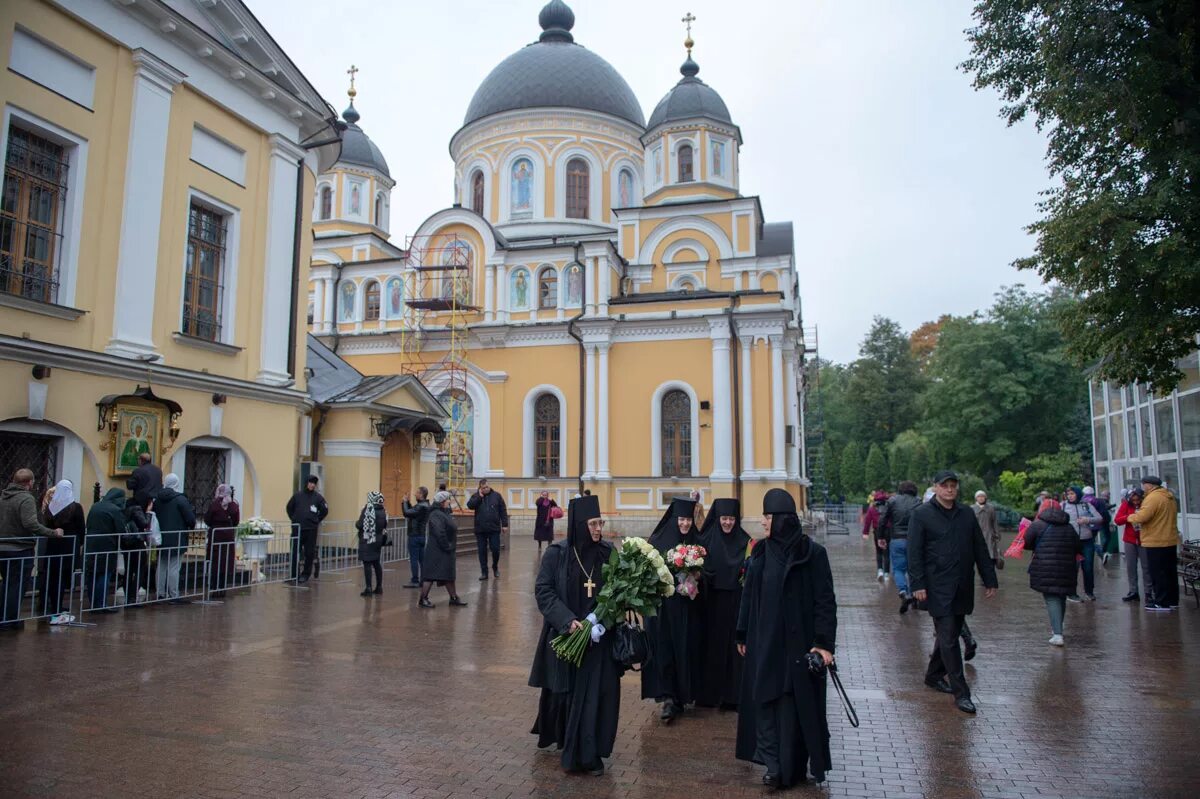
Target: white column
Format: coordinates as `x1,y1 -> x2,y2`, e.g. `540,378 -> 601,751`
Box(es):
496,263 -> 508,323
483,263 -> 495,323
784,348 -> 800,480
597,343 -> 611,479
597,256 -> 610,316
740,336 -> 755,478
710,331 -> 734,481
322,277 -> 335,332
583,343 -> 597,479
106,50 -> 185,360
769,334 -> 786,477
312,277 -> 324,329
258,134 -> 304,385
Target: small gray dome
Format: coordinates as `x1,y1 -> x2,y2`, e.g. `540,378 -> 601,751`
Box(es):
647,57 -> 732,130
336,103 -> 390,178
462,2 -> 645,129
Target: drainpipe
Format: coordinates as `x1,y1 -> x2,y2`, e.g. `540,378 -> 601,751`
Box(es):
330,263 -> 346,354
565,242 -> 586,495
727,294 -> 743,503
286,159 -> 304,379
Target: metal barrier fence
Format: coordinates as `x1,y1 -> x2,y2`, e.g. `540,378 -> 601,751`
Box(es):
313,518 -> 410,577
0,537 -> 77,626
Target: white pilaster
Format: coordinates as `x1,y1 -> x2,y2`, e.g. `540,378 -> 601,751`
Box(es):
257,134 -> 304,385
496,263 -> 509,323
784,348 -> 800,480
770,334 -> 786,477
597,256 -> 610,316
312,277 -> 324,329
106,50 -> 185,360
322,277 -> 334,332
597,343 -> 611,479
710,321 -> 734,481
583,343 -> 597,479
740,336 -> 755,478
483,263 -> 495,323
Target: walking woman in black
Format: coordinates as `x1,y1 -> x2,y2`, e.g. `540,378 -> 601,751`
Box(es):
356,491 -> 387,596
418,491 -> 466,608
695,497 -> 750,709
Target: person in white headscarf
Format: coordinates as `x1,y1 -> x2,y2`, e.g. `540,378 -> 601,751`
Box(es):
154,473 -> 196,602
356,491 -> 387,596
41,479 -> 84,623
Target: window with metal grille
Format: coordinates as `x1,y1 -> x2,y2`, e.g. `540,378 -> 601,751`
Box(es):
1,126 -> 68,304
565,157 -> 589,218
0,431 -> 59,507
182,202 -> 227,341
677,144 -> 694,183
365,281 -> 381,321
184,446 -> 226,515
538,267 -> 558,309
319,185 -> 332,220
534,393 -> 560,477
471,171 -> 484,215
661,389 -> 692,477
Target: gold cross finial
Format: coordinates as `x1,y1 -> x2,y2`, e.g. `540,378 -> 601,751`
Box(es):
346,64 -> 358,100
682,12 -> 696,55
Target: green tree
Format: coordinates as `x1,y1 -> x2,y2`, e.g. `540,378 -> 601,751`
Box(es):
819,440 -> 842,501
839,441 -> 866,499
845,318 -> 924,448
1026,446 -> 1087,496
909,444 -> 930,485
996,469 -> 1034,510
865,443 -> 889,491
963,1 -> 1200,391
889,443 -> 910,485
813,360 -> 855,451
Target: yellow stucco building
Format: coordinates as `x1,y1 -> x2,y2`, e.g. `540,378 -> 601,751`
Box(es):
310,1 -> 809,518
0,0 -> 444,525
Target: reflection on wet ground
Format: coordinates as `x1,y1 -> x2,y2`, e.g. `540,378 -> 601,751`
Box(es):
0,533 -> 1196,798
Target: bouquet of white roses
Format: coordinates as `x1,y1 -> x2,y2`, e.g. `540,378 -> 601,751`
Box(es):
551,536 -> 674,667
664,543 -> 707,600
235,517 -> 275,538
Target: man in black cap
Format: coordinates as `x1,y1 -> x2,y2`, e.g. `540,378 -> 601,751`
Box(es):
908,470 -> 998,714
529,494 -> 623,775
641,496 -> 701,723
735,488 -> 837,788
286,475 -> 328,583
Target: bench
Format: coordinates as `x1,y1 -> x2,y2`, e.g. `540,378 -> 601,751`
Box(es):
1180,540 -> 1200,609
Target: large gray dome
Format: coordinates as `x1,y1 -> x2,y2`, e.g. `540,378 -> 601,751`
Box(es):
647,56 -> 732,130
336,103 -> 390,178
462,1 -> 645,129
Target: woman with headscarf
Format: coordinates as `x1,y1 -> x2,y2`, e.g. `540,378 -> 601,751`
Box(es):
736,488 -> 837,789
640,496 -> 702,723
533,490 -> 558,555
695,497 -> 751,709
356,491 -> 387,596
529,494 -> 622,775
418,491 -> 466,608
40,479 -> 84,622
204,484 -> 240,598
154,473 -> 196,603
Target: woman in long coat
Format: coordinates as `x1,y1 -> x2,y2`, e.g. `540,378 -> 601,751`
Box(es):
695,497 -> 750,709
204,484 -> 240,597
1023,499 -> 1081,646
356,491 -> 387,596
529,494 -> 622,775
533,491 -> 558,554
418,491 -> 466,608
41,480 -> 85,620
736,488 -> 837,789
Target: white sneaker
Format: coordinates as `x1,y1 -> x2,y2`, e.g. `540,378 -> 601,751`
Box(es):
876,569 -> 885,581
1048,634 -> 1064,646
49,613 -> 74,625
114,587 -> 126,604
883,572 -> 890,581
137,587 -> 147,601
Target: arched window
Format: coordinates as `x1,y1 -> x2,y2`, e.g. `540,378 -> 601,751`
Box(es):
319,185 -> 332,220
675,277 -> 697,294
538,267 -> 558,309
471,171 -> 485,214
661,389 -> 692,477
565,157 -> 589,218
374,194 -> 385,227
534,393 -> 561,477
364,281 -> 381,321
677,145 -> 694,183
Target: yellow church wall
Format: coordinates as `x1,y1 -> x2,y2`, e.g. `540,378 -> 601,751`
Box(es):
751,339 -> 772,471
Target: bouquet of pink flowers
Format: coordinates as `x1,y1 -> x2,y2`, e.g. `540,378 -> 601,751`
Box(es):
665,543 -> 707,600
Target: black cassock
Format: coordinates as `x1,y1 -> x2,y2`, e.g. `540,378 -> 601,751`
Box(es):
640,497 -> 703,706
529,495 -> 622,771
736,514 -> 837,787
695,498 -> 751,708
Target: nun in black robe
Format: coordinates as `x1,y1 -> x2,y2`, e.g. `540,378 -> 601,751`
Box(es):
640,496 -> 702,723
736,488 -> 837,789
696,497 -> 751,709
528,495 -> 622,775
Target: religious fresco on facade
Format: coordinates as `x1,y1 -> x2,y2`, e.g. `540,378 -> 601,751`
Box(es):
511,158 -> 533,213
387,277 -> 403,318
350,182 -> 362,215
340,281 -> 356,320
109,403 -> 166,476
652,147 -> 662,184
712,140 -> 725,177
441,241 -> 472,305
510,267 -> 530,310
436,388 -> 474,481
564,263 -> 582,305
618,169 -> 633,206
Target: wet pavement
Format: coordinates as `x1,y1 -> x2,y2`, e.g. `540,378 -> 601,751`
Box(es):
0,532 -> 1196,799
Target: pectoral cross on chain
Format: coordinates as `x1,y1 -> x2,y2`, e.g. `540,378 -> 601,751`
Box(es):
584,576 -> 596,598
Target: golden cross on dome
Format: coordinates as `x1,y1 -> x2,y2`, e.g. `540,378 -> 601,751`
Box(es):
346,64 -> 358,99
681,12 -> 696,55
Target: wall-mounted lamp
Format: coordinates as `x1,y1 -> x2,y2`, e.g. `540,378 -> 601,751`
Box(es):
211,393 -> 227,406
369,415 -> 390,438
32,365 -> 51,380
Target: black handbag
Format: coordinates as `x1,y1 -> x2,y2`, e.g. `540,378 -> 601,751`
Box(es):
612,617 -> 649,670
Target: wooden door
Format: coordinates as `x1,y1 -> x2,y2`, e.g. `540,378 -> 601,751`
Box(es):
380,431 -> 411,514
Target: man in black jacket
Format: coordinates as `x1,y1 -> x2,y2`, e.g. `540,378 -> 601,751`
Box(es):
881,480 -> 922,613
908,470 -> 998,714
402,487 -> 431,588
286,475 -> 328,584
467,478 -> 508,580
126,453 -> 162,510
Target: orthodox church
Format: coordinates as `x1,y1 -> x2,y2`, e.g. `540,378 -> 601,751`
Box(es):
309,1 -> 807,517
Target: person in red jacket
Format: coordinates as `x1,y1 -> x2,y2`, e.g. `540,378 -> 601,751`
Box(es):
863,491 -> 890,581
1114,488 -> 1149,603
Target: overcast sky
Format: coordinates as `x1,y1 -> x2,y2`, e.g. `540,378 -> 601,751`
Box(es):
252,0 -> 1050,364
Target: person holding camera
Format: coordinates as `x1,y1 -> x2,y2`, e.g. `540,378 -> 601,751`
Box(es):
735,488 -> 837,789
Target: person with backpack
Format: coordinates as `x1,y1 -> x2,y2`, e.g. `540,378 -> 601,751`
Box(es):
1082,487 -> 1112,565
864,491 -> 890,582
